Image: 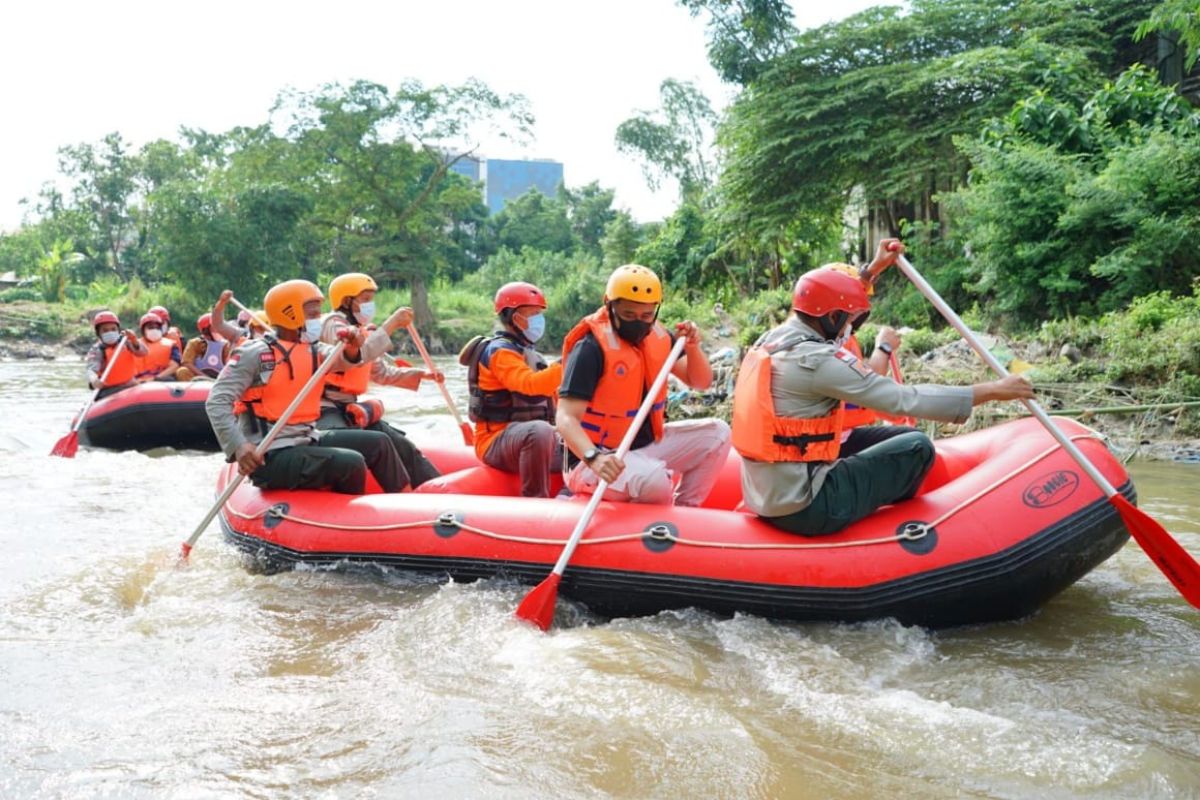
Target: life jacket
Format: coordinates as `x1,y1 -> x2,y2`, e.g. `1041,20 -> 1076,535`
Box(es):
192,337 -> 226,378
235,340 -> 323,424
839,336 -> 878,429
560,307 -> 671,449
97,341 -> 138,387
135,338 -> 176,379
323,313 -> 372,397
731,332 -> 845,463
165,327 -> 184,355
462,332 -> 555,424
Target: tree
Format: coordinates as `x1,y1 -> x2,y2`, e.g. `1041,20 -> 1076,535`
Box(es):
489,189 -> 575,254
600,212 -> 643,269
678,0 -> 796,85
272,79 -> 532,328
1136,0 -> 1200,70
615,79 -> 718,202
559,182 -> 617,257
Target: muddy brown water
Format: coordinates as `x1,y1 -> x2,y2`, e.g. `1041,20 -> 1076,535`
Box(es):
1,360 -> 1197,798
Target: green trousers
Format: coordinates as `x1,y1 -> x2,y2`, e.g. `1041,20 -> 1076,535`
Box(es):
316,406 -> 441,488
763,427 -> 934,537
250,429 -> 406,494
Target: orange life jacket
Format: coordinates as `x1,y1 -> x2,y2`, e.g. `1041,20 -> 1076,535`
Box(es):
165,328 -> 183,354
839,336 -> 879,429
561,307 -> 671,449
135,338 -> 176,378
323,313 -> 372,397
237,340 -> 323,424
98,342 -> 138,387
731,338 -> 845,463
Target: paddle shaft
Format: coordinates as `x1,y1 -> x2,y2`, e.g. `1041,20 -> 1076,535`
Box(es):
227,296 -> 273,330
894,255 -> 1117,497
405,323 -> 467,429
549,336 -> 688,577
181,340 -> 348,554
72,336 -> 129,433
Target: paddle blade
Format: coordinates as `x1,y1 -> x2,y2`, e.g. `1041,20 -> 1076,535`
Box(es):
177,542 -> 193,566
1111,494 -> 1200,609
460,421 -> 475,446
515,573 -> 561,631
50,431 -> 79,458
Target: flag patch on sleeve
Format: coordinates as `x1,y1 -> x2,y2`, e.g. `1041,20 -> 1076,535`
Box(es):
835,348 -> 874,378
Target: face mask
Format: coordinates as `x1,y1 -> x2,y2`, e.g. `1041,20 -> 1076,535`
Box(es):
100,331 -> 120,346
145,329 -> 163,342
304,319 -> 324,342
615,317 -> 652,345
355,301 -> 376,325
521,313 -> 546,343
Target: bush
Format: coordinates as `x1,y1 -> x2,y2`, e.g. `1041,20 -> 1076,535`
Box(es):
0,287 -> 40,303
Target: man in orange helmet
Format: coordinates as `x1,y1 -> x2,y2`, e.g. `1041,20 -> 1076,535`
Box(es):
461,281 -> 563,497
732,243 -> 1035,535
317,273 -> 442,488
557,264 -> 731,506
205,279 -> 408,494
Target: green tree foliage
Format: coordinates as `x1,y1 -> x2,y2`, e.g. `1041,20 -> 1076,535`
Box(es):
678,0 -> 796,85
943,65 -> 1200,324
558,182 -> 617,257
489,189 -> 575,255
600,212 -> 643,269
615,79 -> 717,202
1136,0 -> 1200,70
718,0 -> 1149,242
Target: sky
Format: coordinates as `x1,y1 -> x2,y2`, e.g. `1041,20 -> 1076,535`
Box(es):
0,0 -> 883,233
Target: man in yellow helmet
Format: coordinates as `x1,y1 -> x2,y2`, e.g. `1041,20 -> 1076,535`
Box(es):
556,264 -> 731,505
317,272 -> 442,488
205,279 -> 410,494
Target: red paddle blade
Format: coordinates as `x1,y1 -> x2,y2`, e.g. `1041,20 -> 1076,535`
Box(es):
50,431 -> 79,458
460,421 -> 475,446
515,573 -> 561,630
177,542 -> 193,565
1111,494 -> 1200,609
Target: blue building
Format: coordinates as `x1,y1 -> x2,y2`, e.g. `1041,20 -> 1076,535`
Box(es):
447,154 -> 481,183
480,158 -> 564,214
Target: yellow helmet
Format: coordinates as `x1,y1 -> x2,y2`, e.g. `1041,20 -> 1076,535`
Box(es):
329,272 -> 378,310
248,310 -> 269,332
605,264 -> 662,304
264,279 -> 323,328
821,262 -> 873,296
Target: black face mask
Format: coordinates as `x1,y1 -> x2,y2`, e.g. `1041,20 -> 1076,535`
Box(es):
614,317 -> 652,344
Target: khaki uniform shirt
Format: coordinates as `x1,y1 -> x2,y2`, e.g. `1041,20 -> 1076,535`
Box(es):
205,331 -> 390,461
740,316 -> 974,517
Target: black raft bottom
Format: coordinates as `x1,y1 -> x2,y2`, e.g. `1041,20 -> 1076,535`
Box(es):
80,400 -> 219,452
220,482 -> 1136,629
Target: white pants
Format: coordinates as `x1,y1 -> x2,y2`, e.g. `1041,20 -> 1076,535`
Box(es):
566,418 -> 731,506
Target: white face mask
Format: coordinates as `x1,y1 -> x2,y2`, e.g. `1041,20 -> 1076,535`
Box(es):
100,331 -> 120,346
355,301 -> 376,325
145,329 -> 164,342
303,319 -> 324,342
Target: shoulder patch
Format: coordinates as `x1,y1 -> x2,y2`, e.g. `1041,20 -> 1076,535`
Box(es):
835,348 -> 874,378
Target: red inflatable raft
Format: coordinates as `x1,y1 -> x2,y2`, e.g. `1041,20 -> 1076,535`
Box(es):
78,382 -> 219,452
218,416 -> 1133,627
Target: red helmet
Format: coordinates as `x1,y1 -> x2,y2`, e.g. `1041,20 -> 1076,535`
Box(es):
197,313 -> 213,331
140,312 -> 164,330
93,310 -> 119,331
494,282 -> 547,314
792,267 -> 871,317
149,305 -> 171,324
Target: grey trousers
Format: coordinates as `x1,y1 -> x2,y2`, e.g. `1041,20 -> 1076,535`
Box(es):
482,420 -> 559,498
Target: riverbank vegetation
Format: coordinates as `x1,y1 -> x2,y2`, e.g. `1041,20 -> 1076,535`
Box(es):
1,0 -> 1198,425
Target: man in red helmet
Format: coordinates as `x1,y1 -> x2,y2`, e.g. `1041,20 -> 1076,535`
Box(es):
85,311 -> 147,398
732,241 -> 1035,535
176,313 -> 232,381
461,281 -> 563,497
133,312 -> 180,382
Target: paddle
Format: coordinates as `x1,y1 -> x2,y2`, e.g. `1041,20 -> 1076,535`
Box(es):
895,253 -> 1200,608
405,322 -> 473,446
226,296 -> 273,330
51,336 -> 130,458
516,335 -> 688,630
178,340 -> 348,562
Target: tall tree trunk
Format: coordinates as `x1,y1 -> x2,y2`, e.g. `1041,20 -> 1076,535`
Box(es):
410,272 -> 434,333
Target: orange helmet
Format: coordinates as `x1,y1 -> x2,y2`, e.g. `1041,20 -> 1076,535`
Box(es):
605,265 -> 662,304
264,280 -> 323,329
329,273 -> 378,310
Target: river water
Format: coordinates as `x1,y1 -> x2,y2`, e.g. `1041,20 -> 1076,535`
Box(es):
1,359 -> 1197,799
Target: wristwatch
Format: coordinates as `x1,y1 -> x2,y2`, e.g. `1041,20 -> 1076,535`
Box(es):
878,342 -> 894,355
582,447 -> 599,465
